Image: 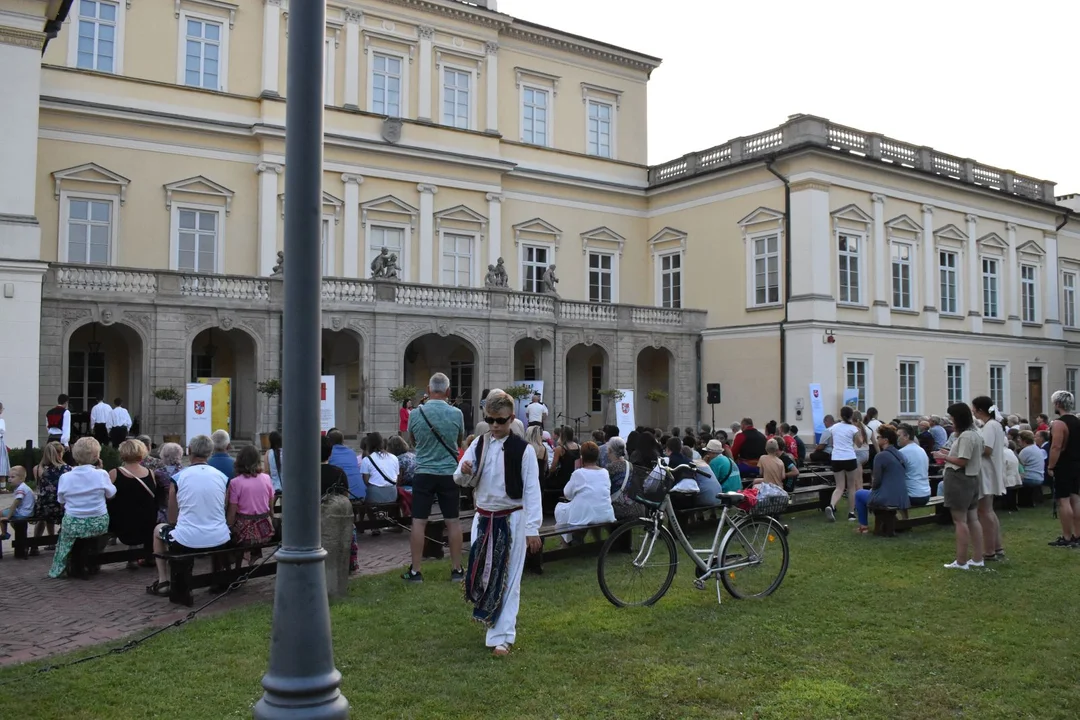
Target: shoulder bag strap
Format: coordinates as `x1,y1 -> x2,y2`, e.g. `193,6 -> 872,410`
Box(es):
122,467 -> 157,500
417,406 -> 460,463
366,453 -> 396,485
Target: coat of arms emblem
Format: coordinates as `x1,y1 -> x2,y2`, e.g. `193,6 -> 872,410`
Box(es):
620,402 -> 630,414
194,400 -> 206,415
382,117 -> 402,144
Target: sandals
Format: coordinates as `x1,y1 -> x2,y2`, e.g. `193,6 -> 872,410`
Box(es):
145,580 -> 171,596
492,643 -> 511,657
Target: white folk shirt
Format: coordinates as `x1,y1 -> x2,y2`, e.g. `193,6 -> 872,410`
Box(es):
525,402 -> 548,424
109,407 -> 133,431
90,401 -> 112,427
455,435 -> 543,536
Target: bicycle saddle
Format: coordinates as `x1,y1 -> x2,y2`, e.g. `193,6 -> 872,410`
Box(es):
715,492 -> 745,506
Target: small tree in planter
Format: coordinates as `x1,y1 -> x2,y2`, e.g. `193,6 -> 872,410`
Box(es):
389,385 -> 420,406
256,378 -> 282,449
153,387 -> 185,444
645,389 -> 669,428
597,388 -> 624,425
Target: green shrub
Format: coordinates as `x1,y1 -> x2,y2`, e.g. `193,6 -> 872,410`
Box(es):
99,444 -> 121,472
7,447 -> 43,470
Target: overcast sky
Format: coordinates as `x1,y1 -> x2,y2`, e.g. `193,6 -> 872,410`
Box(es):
499,0 -> 1079,195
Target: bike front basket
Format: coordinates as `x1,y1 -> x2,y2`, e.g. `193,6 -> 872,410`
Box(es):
626,464 -> 675,506
749,493 -> 790,517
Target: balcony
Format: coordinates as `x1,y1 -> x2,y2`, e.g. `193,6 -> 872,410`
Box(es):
43,264 -> 707,332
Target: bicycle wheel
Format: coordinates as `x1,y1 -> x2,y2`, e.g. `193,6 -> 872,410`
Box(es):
718,517 -> 789,599
597,519 -> 678,607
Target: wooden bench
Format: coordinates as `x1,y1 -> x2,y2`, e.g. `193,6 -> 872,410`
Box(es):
872,496 -> 948,536
422,510 -> 476,559
351,500 -> 404,534
5,517 -> 158,566
155,540 -> 280,606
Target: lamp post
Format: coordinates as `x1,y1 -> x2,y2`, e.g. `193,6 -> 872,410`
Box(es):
253,1 -> 349,718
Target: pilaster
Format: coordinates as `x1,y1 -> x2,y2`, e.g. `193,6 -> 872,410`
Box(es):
260,0 -> 282,96
418,26 -> 434,121
256,163 -> 283,276
921,204 -> 939,330
343,9 -> 362,109
1044,232 -> 1063,340
485,42 -> 499,133
787,180 -> 835,323
871,193 -> 889,326
418,184 -> 438,283
1006,223 -> 1021,336
965,214 -> 983,334
486,193 -> 503,270
341,174 -> 363,278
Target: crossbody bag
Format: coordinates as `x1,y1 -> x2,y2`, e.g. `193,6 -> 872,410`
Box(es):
366,453 -> 397,486
416,406 -> 462,464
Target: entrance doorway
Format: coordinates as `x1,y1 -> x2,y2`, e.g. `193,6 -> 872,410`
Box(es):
1028,366 -> 1043,421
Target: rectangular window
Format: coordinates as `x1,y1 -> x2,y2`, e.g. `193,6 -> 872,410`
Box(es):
989,365 -> 1006,411
191,353 -> 213,383
946,363 -> 965,406
449,360 -> 474,403
184,17 -> 222,90
660,253 -> 681,309
372,53 -> 402,117
522,87 -> 549,146
838,234 -> 861,304
369,225 -> 405,278
1064,272 -> 1077,328
982,257 -> 1000,319
67,350 -> 105,414
899,360 -> 919,415
442,68 -> 471,129
845,359 -> 868,413
939,251 -> 958,315
521,245 -> 548,293
67,198 -> 112,265
590,365 -> 602,413
77,0 -> 117,72
441,233 -> 473,287
589,252 -> 613,304
753,234 -> 780,306
891,243 -> 912,309
587,100 -> 612,158
177,208 -> 217,273
1021,264 -> 1037,323
523,363 -> 538,382
1068,368 -> 1078,400
321,218 -> 331,276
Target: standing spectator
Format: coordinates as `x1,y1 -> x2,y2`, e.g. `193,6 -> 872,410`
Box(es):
865,407 -> 882,436
108,398 -> 133,449
48,437 -> 116,578
404,372 -> 465,583
730,418 -> 767,475
809,415 -> 835,463
524,392 -> 549,429
548,426 -> 581,491
89,397 -> 112,446
934,403 -> 985,570
227,445 -> 276,567
108,439 -> 160,567
207,429 -> 235,479
0,467 -> 34,539
554,441 -> 615,543
399,399 -> 414,442
0,401 -> 8,491
327,430 -> 364,501
154,442 -> 184,524
825,406 -> 865,522
360,432 -> 400,504
45,394 -> 71,449
263,430 -> 283,493
897,424 -> 931,507
971,396 -> 1006,562
33,442 -> 69,545
1017,431 -> 1045,487
854,424 -> 909,533
1047,390 -> 1080,547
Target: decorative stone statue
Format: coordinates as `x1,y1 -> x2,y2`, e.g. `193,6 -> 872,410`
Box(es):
494,257 -> 509,288
271,250 -> 284,275
385,253 -> 401,280
484,264 -> 499,288
542,264 -> 559,295
370,247 -> 390,278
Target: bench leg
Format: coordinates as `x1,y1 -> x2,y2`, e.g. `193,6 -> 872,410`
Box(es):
13,521 -> 29,559
872,510 -> 897,537
525,548 -> 544,575
169,557 -> 195,607
422,522 -> 446,560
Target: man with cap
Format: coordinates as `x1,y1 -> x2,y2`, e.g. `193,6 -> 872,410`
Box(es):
703,438 -> 741,493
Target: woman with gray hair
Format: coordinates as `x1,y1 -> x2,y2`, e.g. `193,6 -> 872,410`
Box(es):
606,437 -> 646,520
153,442 -> 185,524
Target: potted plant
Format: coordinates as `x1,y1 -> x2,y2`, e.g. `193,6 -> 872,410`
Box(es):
597,388 -> 625,425
389,385 -> 420,406
256,378 -> 282,449
645,389 -> 669,427
153,386 -> 184,444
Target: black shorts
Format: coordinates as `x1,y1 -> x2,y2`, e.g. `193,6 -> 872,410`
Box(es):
1053,464 -> 1080,499
832,459 -> 858,472
411,473 -> 460,520
157,524 -> 232,554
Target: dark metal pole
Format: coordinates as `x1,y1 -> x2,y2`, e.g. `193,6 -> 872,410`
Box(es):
254,1 -> 348,717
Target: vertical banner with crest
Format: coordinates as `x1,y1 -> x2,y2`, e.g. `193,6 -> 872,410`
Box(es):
615,389 -> 636,439
809,382 -> 826,442
320,375 -> 336,434
185,382 -> 213,447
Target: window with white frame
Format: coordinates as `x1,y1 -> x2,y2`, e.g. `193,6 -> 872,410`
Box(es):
982,257 -> 1000,319
66,197 -> 112,266
441,233 -> 473,287
939,251 -> 959,315
891,243 -> 912,310
838,233 -> 861,304
522,87 -> 549,146
899,360 -> 919,415
946,362 -> 965,406
989,364 -> 1006,411
660,252 -> 681,309
75,0 -> 119,72
587,100 -> 613,158
753,234 -> 780,306
521,245 -> 549,293
369,225 -> 405,278
68,350 -> 105,414
372,53 -> 402,117
588,252 -> 613,304
182,15 -> 224,90
176,208 -> 218,273
1064,272 -> 1077,328
442,68 -> 471,129
1068,368 -> 1078,400
846,358 -> 868,413
1021,264 -> 1038,323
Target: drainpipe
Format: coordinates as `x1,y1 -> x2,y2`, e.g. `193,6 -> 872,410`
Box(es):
1056,211 -> 1073,233
765,160 -> 791,422
695,336 -> 702,429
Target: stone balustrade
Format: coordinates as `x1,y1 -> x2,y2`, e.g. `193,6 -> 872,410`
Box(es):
54,266 -> 158,294
180,274 -> 270,301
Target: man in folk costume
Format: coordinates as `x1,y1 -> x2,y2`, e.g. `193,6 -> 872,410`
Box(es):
455,389 -> 542,657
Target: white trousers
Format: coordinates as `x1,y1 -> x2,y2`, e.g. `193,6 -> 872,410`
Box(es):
471,508 -> 527,648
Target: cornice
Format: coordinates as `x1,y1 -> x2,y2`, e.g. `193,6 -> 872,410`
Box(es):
0,26 -> 46,51
503,24 -> 660,75
379,0 -> 509,30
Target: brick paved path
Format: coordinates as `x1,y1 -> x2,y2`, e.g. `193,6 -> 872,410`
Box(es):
0,530 -> 412,667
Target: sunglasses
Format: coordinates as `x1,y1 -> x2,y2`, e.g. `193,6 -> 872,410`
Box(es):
484,416 -> 512,425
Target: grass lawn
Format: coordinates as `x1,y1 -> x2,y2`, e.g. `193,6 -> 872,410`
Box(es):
3,503 -> 1080,719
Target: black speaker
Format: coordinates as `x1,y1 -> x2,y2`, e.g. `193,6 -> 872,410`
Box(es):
707,383 -> 721,405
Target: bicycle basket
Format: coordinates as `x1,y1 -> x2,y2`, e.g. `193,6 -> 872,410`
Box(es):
625,463 -> 675,505
749,493 -> 790,517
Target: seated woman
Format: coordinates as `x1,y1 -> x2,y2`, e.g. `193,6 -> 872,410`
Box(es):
854,424 -> 910,534
387,434 -> 416,517
703,439 -> 742,493
107,439 -> 161,568
153,443 -> 184,524
1017,430 -> 1045,486
554,441 -> 616,544
359,432 -> 400,505
227,445 -> 277,567
605,437 -> 645,520
48,437 -> 116,578
33,442 -> 69,547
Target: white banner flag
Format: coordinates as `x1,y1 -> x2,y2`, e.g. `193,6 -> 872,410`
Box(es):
809,382 -> 826,441
320,375 -> 336,433
615,389 -> 636,439
185,383 -> 213,447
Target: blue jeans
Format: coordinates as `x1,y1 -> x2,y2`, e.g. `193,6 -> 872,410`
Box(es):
855,489 -> 873,526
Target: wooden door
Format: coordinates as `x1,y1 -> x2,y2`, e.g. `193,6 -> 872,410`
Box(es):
1028,366 -> 1043,421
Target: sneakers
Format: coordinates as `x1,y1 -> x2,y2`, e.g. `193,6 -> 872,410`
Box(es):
967,560 -> 985,569
847,512 -> 856,522
401,567 -> 424,583
450,567 -> 465,582
0,532 -> 10,541
943,561 -> 970,570
1049,536 -> 1073,547
824,506 -> 836,523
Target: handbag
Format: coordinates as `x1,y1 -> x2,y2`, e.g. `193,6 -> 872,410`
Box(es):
456,433 -> 490,489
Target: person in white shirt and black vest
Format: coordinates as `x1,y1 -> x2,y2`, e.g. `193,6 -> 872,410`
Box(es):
108,398 -> 133,449
524,392 -> 548,429
45,394 -> 72,449
456,389 -> 542,657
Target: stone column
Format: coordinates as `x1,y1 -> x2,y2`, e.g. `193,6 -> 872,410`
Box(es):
485,42 -> 499,133
343,9 -> 361,109
341,174 -> 363,278
871,193 -> 889,326
486,192 -> 502,270
965,214 -> 982,333
256,162 -> 283,276
921,204 -> 939,330
1006,223 -> 1021,336
261,0 -> 282,96
1044,232 -> 1062,340
418,26 -> 434,121
418,184 -> 438,283
787,180 -> 834,323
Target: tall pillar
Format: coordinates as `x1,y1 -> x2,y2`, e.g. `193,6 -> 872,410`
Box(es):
261,0 -> 282,96
485,42 -> 499,133
486,193 -> 502,270
1006,223 -> 1021,336
341,174 -> 363,277
418,26 -> 434,121
965,214 -> 982,333
1045,232 -> 1062,340
343,9 -> 361,109
0,17 -> 49,447
921,204 -> 939,330
871,193 -> 889,326
417,184 -> 438,283
256,163 -> 283,276
787,180 -> 834,323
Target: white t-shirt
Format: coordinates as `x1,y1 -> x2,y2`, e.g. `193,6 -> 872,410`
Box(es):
12,482 -> 36,517
525,402 -> 548,424
360,451 -> 400,487
979,418 -> 1006,496
109,407 -> 133,430
830,422 -> 860,461
90,401 -> 112,427
867,419 -> 882,435
169,463 -> 230,549
57,465 -> 116,517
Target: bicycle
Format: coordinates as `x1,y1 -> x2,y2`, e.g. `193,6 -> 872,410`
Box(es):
597,461 -> 791,607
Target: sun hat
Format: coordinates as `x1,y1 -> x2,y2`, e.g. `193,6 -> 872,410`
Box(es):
705,439 -> 724,455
